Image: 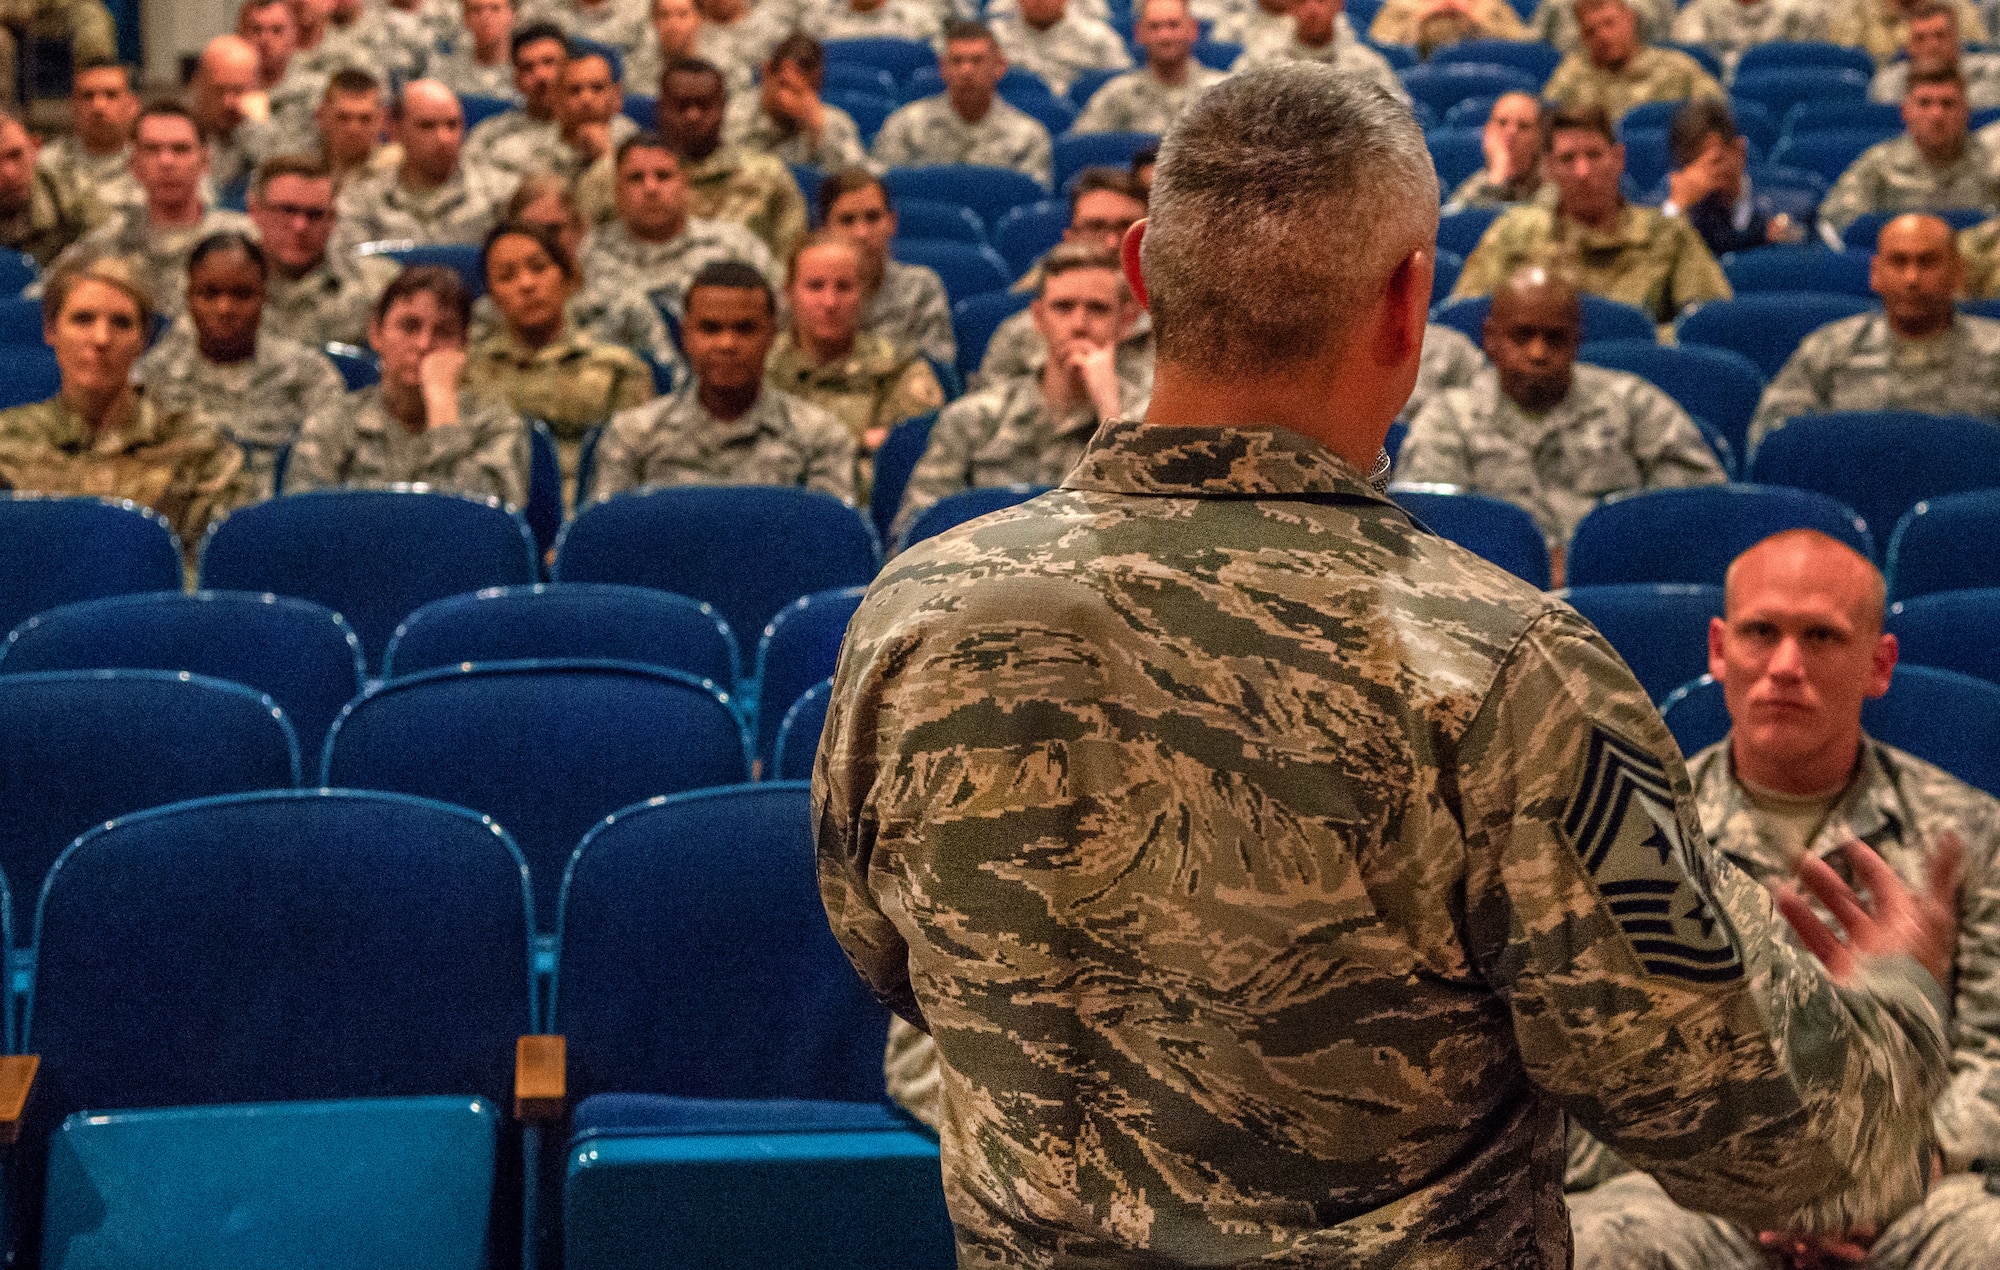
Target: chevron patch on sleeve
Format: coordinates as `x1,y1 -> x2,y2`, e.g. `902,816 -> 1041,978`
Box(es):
1562,727 -> 1745,984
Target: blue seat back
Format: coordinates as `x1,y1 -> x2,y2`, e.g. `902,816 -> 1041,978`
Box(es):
822,36 -> 936,80
1617,126 -> 1673,195
0,670 -> 299,936
1767,126 -> 1896,185
1191,38 -> 1239,69
0,295 -> 43,343
1734,69 -> 1872,127
1433,247 -> 1465,300
889,197 -> 986,244
951,290 -> 1031,378
890,238 -> 1013,303
384,582 -> 739,685
552,784 -> 891,1101
361,242 -> 486,300
771,680 -> 832,781
621,92 -> 657,130
1885,490 -> 2000,603
1067,65 -> 1123,109
1427,127 -> 1485,195
0,591 -> 363,755
1436,204 -> 1501,256
1720,246 -> 1872,298
0,494 -> 183,638
1435,293 -> 1656,346
756,588 -> 864,764
819,63 -> 897,98
1577,339 -> 1767,464
553,485 -> 879,665
324,343 -> 381,390
1675,291 -> 1875,377
1662,667 -> 2000,797
1442,93 -> 1501,128
1745,162 -> 1828,224
1887,589 -> 2000,686
458,94 -> 514,129
991,200 -> 1067,276
1398,63 -> 1538,115
1842,206 -> 1988,251
1051,130 -> 1159,188
1566,483 -> 1872,586
0,251 -> 36,296
322,660 -> 749,922
872,410 -> 938,542
526,419 -> 561,560
1559,584 -> 1724,703
1737,40 -> 1876,78
825,90 -> 896,147
1782,98 -> 1902,136
1429,39 -> 1560,84
882,165 -> 1050,224
1389,485 -> 1551,588
0,344 -> 60,408
900,483 -> 1052,551
197,489 -> 539,671
1746,411 -> 2000,550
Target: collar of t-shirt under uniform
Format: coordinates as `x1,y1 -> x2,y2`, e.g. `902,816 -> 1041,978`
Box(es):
1710,734 -> 1902,874
1062,418 -> 1403,514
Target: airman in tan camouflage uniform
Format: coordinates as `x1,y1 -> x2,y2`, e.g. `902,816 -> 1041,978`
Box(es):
1230,0 -> 1411,104
721,36 -> 870,171
0,0 -> 116,112
464,321 -> 655,488
1543,0 -> 1725,122
332,82 -> 520,253
1074,0 -> 1219,135
811,0 -> 944,43
1531,0 -> 1675,54
0,120 -> 99,268
991,0 -> 1132,96
1671,0 -> 1829,76
36,60 -> 143,220
872,22 -> 1055,183
1820,73 -> 2000,234
1834,0 -> 1989,65
288,382 -> 531,505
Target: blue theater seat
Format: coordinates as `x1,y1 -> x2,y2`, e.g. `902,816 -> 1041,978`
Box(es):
1566,484 -> 1872,587
1557,583 -> 1725,703
1577,339 -> 1767,465
771,679 -> 833,781
755,588 -> 864,765
0,494 -> 183,639
1887,589 -> 2000,686
1884,490 -> 2000,603
1389,484 -> 1550,589
1746,411 -> 2000,552
872,410 -> 940,541
1435,293 -> 1656,346
1674,291 -> 1875,377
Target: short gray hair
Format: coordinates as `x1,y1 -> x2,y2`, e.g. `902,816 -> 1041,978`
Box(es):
1141,64 -> 1438,374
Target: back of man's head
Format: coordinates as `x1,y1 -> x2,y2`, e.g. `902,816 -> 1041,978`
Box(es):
1142,64 -> 1435,376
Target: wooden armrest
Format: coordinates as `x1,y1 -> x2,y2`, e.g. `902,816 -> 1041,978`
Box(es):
515,1035 -> 565,1123
0,1055 -> 38,1145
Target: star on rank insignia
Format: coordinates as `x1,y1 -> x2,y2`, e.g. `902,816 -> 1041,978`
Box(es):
1562,727 -> 1744,984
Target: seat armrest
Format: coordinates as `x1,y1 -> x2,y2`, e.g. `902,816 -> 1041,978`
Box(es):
515,1036 -> 565,1123
0,1055 -> 38,1144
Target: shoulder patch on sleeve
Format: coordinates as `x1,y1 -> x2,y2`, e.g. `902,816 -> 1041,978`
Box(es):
1563,727 -> 1745,984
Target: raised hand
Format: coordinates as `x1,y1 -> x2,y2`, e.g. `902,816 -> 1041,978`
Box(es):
1774,835 -> 1963,991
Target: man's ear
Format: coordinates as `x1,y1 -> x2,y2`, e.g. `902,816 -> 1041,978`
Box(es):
1374,246 -> 1429,368
1120,218 -> 1148,310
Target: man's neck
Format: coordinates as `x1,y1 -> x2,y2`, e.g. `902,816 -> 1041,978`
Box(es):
1562,196 -> 1622,232
698,379 -> 760,420
1296,22 -> 1334,48
275,252 -> 325,281
1595,50 -> 1632,74
1888,307 -> 1955,341
949,92 -> 994,124
474,40 -> 507,64
1149,56 -> 1190,85
382,378 -> 428,429
148,193 -> 204,227
399,161 -> 454,192
625,213 -> 687,244
79,134 -> 125,159
679,136 -> 720,163
1027,12 -> 1061,31
1731,735 -> 1862,800
1917,134 -> 1967,168
1143,359 -> 1393,476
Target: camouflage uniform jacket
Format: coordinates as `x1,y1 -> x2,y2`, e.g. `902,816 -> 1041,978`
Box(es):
36,136 -> 141,218
815,415 -> 1953,1266
582,216 -> 781,316
863,258 -> 956,366
675,145 -> 810,260
1873,52 -> 2000,109
287,382 -> 531,508
0,164 -> 99,269
1369,0 -> 1526,46
1207,2 -> 1299,46
587,383 -> 856,503
1396,362 -> 1728,552
808,0 -> 944,43
1400,320 -> 1486,424
625,26 -> 758,100
464,109 -> 558,171
315,6 -> 431,82
484,113 -> 637,181
332,162 -> 517,254
522,0 -> 653,51
1444,168 -> 1546,213
1959,211 -> 2000,296
52,206 -> 258,321
977,307 -> 1155,397
1072,63 -> 1226,135
471,272 -> 682,369
0,393 -> 250,552
1818,134 -> 2000,234
1531,0 -> 1677,53
891,368 -> 1148,540
430,46 -> 525,103
1748,311 -> 2000,447
463,318 -> 655,497
722,94 -> 869,171
1670,0 -> 1829,76
1451,201 -> 1732,323
263,250 -> 400,349
136,323 -> 347,498
1832,0 -> 1989,64
991,12 -> 1132,96
1541,46 -> 1725,123
1690,735 -> 2000,1169
765,328 -> 945,445
1231,26 -> 1410,104
872,96 -> 1054,186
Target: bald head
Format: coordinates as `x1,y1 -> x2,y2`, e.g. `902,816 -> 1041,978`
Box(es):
1872,212 -> 1961,338
1725,530 -> 1884,632
396,79 -> 466,184
194,35 -> 261,132
202,33 -> 260,78
1491,266 -> 1579,324
1484,267 -> 1580,412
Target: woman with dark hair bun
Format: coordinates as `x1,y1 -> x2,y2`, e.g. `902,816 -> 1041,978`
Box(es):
137,231 -> 346,498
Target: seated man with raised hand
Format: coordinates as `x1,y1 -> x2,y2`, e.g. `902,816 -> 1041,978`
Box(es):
1443,90 -> 1545,211
1821,68 -> 2000,237
990,0 -> 1131,98
1835,0 -> 1990,67
1752,213 -> 2000,447
1543,0 -> 1724,123
872,20 -> 1054,185
1569,527 -> 2000,1270
1663,98 -> 1802,256
1871,2 -> 2000,109
893,242 -> 1149,542
1231,0 -> 1409,105
1396,267 -> 1725,580
289,264 -> 531,507
588,260 -> 856,503
818,166 -> 954,365
1453,103 -> 1731,324
1074,0 -> 1223,136
652,57 -> 809,260
722,35 -> 868,173
332,80 -> 519,253
1671,0 -> 1827,78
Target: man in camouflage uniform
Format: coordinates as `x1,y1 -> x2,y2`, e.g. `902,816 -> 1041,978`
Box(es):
1369,0 -> 1527,50
991,0 -> 1131,97
1443,90 -> 1546,210
896,243 -> 1149,541
464,23 -> 571,169
1821,70 -> 2000,236
1836,0 -> 1990,65
1074,0 -> 1225,136
1871,3 -> 2000,109
873,22 -> 1054,185
653,58 -> 809,259
819,167 -> 957,365
1532,0 -> 1674,54
37,59 -> 142,218
486,46 -> 638,182
1543,0 -> 1724,123
311,0 -> 431,86
1453,103 -> 1731,324
0,109 -> 95,267
1671,0 -> 1828,76
1230,0 -> 1409,105
522,0 -> 653,53
334,81 -> 518,253
313,69 -> 403,193
627,0 -> 754,97
818,64 -> 1958,1268
721,36 -> 868,172
589,260 -> 856,502
809,0 -> 944,44
1570,529 -> 2000,1270
584,132 -> 779,319
1753,213 -> 2000,446
248,153 -> 396,349
431,0 -> 525,102
1401,320 -> 1485,423
190,34 -> 269,195
1396,268 -> 1725,570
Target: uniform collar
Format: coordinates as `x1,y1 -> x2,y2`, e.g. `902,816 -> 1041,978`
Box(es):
1557,201 -> 1650,249
1063,418 -> 1396,502
39,393 -> 166,455
1702,732 -> 1903,867
478,319 -> 585,368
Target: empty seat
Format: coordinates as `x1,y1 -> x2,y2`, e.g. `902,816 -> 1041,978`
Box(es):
890,239 -> 1013,302
1427,127 -> 1486,195
1674,292 -> 1875,377
354,241 -> 485,300
0,591 -> 364,754
197,488 -> 539,670
1388,485 -> 1551,589
819,63 -> 897,98
526,419 -> 562,559
827,90 -> 896,146
756,588 -> 864,765
883,165 -> 1049,225
1734,71 -> 1872,131
0,250 -> 35,296
1437,204 -> 1502,256
1745,162 -> 1828,224
1398,64 -> 1537,116
1782,99 -> 1902,136
0,494 -> 184,639
324,343 -> 380,390
1566,484 -> 1872,586
1429,39 -> 1560,84
1577,339 -> 1767,464
1434,293 -> 1656,346
0,344 -> 60,409
1051,131 -> 1158,188
322,660 -> 750,922
1661,666 -> 2000,796
553,485 -> 879,666
1887,589 -> 2000,686
889,197 -> 986,244
951,291 -> 1031,377
872,410 -> 939,543
457,93 -> 513,129
384,582 -> 740,687
1736,41 -> 1877,78
1842,206 -> 1987,251
771,679 -> 833,781
1720,246 -> 1873,298
822,35 -> 936,80
899,483 -> 1052,551
1766,126 -> 1896,186
1558,584 -> 1725,703
991,200 -> 1067,275
0,670 -> 299,935
0,295 -> 43,343
1746,411 -> 2000,554
1884,490 -> 2000,602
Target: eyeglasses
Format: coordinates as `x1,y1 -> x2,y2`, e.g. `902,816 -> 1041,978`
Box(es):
264,202 -> 334,224
1073,218 -> 1137,237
